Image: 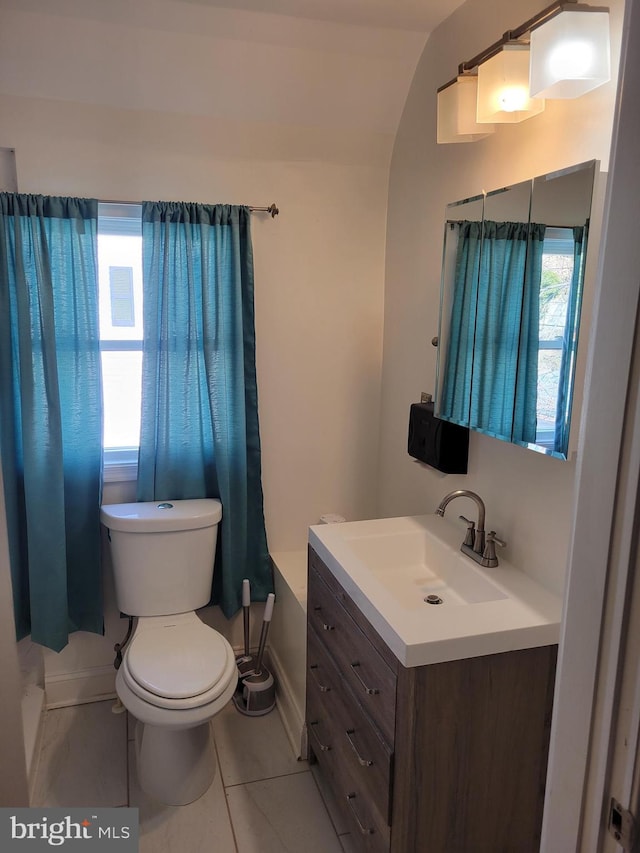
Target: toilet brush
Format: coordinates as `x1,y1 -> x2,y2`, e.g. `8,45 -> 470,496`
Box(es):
252,592 -> 274,678
233,593 -> 276,716
236,579 -> 256,679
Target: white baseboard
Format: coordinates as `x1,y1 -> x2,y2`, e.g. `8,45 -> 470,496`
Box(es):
41,642 -> 304,763
268,643 -> 304,758
45,665 -> 117,710
22,685 -> 45,802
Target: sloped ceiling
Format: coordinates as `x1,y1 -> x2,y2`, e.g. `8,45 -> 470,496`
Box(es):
175,0 -> 464,30
0,0 -> 464,133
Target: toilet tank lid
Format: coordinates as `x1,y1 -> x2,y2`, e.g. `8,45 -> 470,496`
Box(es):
100,499 -> 222,532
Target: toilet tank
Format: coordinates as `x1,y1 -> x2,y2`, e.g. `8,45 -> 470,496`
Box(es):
100,499 -> 223,617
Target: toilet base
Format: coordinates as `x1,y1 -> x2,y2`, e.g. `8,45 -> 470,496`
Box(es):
135,720 -> 216,805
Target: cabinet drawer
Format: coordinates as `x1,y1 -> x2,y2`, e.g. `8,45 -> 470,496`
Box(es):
307,628 -> 393,826
308,717 -> 390,853
309,547 -> 398,673
308,563 -> 397,745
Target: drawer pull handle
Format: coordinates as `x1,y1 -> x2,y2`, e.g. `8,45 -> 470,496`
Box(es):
309,721 -> 331,752
345,793 -> 374,836
313,606 -> 335,631
345,729 -> 373,766
313,604 -> 335,631
309,664 -> 331,692
350,662 -> 380,695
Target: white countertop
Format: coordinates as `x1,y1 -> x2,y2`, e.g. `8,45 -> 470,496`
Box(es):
309,514 -> 562,668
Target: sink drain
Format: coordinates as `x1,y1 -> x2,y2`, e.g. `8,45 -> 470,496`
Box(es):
424,594 -> 443,605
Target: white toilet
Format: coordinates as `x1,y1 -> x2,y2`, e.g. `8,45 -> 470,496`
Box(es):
100,498 -> 237,806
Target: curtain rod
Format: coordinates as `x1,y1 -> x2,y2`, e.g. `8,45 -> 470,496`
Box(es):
99,199 -> 279,217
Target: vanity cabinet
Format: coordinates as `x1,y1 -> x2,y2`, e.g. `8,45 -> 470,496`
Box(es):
305,546 -> 557,853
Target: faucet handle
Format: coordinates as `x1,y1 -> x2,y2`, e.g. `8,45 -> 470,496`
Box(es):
459,515 -> 476,548
481,531 -> 506,567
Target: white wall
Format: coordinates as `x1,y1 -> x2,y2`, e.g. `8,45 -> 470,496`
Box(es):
0,465 -> 29,806
0,0 -> 418,555
0,0 -> 403,684
0,95 -> 391,550
377,0 -> 624,595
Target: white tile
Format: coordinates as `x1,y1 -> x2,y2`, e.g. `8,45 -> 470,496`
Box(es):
129,744 -> 237,853
32,700 -> 127,807
226,771 -> 343,853
311,764 -> 349,836
213,703 -> 307,787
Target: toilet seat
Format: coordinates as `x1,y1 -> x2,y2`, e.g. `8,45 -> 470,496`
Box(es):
121,614 -> 237,711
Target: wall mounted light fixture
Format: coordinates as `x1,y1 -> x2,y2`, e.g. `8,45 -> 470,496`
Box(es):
437,76 -> 496,143
529,7 -> 611,97
436,0 -> 610,143
477,44 -> 545,123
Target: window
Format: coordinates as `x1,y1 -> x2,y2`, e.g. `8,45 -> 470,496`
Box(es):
98,203 -> 143,478
536,228 -> 576,447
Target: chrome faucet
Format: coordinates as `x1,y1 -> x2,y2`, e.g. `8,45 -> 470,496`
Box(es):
435,490 -> 505,567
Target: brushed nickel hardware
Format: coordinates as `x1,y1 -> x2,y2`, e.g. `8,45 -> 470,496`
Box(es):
346,793 -> 375,835
483,530 -> 507,568
436,490 -> 486,554
309,721 -> 331,751
345,729 -> 373,766
608,798 -> 636,849
350,662 -> 380,695
437,490 -> 506,567
309,664 -> 331,692
313,605 -> 335,631
100,198 -> 279,217
459,514 -> 476,547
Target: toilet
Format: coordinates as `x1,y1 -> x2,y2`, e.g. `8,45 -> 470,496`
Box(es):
100,498 -> 237,806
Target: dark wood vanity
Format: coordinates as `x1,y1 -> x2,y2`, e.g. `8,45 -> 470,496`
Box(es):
305,545 -> 557,852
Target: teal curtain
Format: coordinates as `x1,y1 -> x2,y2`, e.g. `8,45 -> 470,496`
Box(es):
471,221 -> 530,439
554,225 -> 586,454
0,194 -> 103,652
513,224 -> 546,444
137,201 -> 272,617
440,221 -> 483,426
441,221 -> 544,444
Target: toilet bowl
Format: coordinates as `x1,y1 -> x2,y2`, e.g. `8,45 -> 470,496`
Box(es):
101,498 -> 235,805
117,613 -> 237,805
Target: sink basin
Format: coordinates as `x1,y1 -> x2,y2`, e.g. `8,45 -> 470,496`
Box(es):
308,513 -> 561,667
342,528 -> 508,608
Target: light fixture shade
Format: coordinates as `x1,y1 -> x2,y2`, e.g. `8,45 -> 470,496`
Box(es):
529,9 -> 610,98
477,44 -> 545,123
437,76 -> 496,143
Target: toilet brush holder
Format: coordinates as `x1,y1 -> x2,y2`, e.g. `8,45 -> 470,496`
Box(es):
233,669 -> 276,716
233,592 -> 276,716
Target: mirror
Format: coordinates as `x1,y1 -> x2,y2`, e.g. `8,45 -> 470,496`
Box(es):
435,160 -> 597,459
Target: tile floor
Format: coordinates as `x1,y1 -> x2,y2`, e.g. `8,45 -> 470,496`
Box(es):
31,699 -> 357,852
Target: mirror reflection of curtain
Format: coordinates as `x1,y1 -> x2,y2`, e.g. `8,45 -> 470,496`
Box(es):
514,223 -> 546,444
440,221 -> 482,425
554,225 -> 586,454
441,221 -> 545,444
